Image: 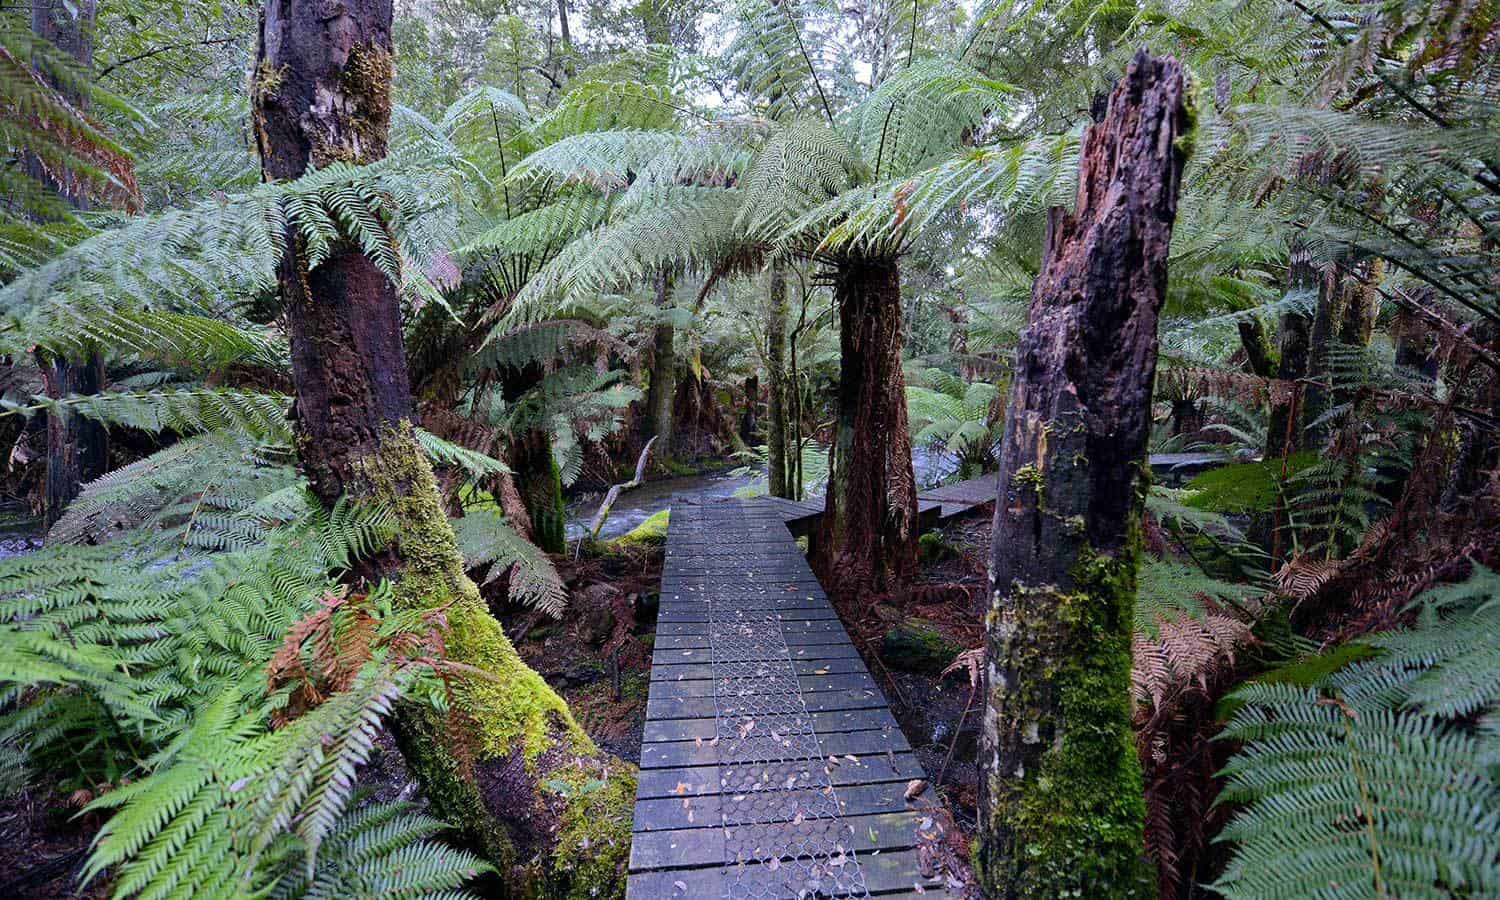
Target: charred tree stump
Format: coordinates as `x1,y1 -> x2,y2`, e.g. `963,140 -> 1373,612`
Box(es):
978,50 -> 1189,899
254,1 -> 630,892
813,256 -> 919,596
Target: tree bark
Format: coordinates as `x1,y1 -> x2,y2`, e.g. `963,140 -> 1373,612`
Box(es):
512,427 -> 566,553
766,267 -> 791,498
978,50 -> 1188,899
812,256 -> 918,596
646,270 -> 676,462
254,2 -> 629,892
1237,316 -> 1277,378
30,0 -> 108,529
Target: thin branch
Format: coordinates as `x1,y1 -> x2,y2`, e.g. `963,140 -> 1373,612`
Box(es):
776,2 -> 836,128
98,38 -> 237,79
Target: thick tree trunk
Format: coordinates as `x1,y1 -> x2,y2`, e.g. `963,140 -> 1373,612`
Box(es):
766,267 -> 791,498
30,0 -> 107,529
254,2 -> 629,893
978,50 -> 1187,899
646,270 -> 675,462
813,257 -> 918,596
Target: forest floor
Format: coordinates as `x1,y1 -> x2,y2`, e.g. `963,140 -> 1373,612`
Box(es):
0,505 -> 993,897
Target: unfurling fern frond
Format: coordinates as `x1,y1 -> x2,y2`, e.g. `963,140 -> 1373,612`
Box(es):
1213,570 -> 1500,899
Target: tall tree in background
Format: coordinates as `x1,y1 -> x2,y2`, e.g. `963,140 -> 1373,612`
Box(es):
252,0 -> 630,891
27,0 -> 108,527
978,50 -> 1188,898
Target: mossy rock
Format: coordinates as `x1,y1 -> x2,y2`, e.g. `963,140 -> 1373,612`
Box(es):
881,618 -> 963,673
611,509 -> 670,547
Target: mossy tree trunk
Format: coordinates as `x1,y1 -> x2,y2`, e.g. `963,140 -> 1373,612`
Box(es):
254,3 -> 630,894
812,256 -> 918,596
978,50 -> 1188,899
766,266 -> 792,498
30,0 -> 108,529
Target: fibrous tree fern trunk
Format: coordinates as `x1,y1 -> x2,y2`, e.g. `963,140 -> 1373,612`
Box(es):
512,426 -> 566,553
766,266 -> 791,499
253,2 -> 630,893
646,269 -> 676,463
978,50 -> 1188,899
813,256 -> 918,596
29,0 -> 108,529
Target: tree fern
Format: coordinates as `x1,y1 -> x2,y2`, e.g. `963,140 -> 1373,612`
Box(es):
1213,568 -> 1500,898
452,508 -> 567,616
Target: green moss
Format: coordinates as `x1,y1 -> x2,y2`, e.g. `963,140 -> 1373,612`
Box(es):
612,508 -> 670,547
1012,463 -> 1045,498
545,763 -> 634,899
985,531 -> 1152,897
918,531 -> 951,562
360,426 -> 593,762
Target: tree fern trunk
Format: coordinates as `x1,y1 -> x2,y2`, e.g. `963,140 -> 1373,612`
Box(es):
766,267 -> 791,498
978,50 -> 1188,899
513,427 -> 567,553
646,269 -> 675,463
29,1 -> 108,529
36,350 -> 107,529
812,256 -> 918,596
254,2 -> 630,893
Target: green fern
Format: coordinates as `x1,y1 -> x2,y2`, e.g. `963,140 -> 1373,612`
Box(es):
1213,567 -> 1500,898
452,508 -> 567,617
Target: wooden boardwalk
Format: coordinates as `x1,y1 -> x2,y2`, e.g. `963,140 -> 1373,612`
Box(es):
629,498 -> 954,898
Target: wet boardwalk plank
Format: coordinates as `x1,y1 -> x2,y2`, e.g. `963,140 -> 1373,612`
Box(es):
628,498 -> 953,898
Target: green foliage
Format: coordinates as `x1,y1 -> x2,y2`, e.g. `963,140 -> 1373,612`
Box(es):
1214,567 -> 1500,898
905,368 -> 1002,480
1136,558 -> 1254,635
451,508 -> 568,616
1183,454 -> 1318,515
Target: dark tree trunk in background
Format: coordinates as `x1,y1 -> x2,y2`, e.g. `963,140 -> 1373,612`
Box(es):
766,267 -> 791,498
1303,258 -> 1381,449
813,257 -> 918,596
498,362 -> 567,554
740,375 -> 758,442
978,50 -> 1187,899
30,0 -> 107,529
1266,240 -> 1316,460
254,2 -> 629,892
646,270 -> 676,462
511,428 -> 566,554
1237,316 -> 1277,378
36,351 -> 106,528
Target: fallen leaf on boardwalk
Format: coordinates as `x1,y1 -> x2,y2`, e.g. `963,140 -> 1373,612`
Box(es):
768,857 -> 780,871
913,884 -> 925,894
674,880 -> 687,893
905,779 -> 928,801
814,668 -> 828,675
672,781 -> 691,795
843,754 -> 859,763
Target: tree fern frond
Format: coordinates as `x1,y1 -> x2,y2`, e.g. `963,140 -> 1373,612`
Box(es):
452,508 -> 567,617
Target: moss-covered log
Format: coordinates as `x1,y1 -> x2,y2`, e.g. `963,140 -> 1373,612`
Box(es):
978,50 -> 1189,899
254,2 -> 630,894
